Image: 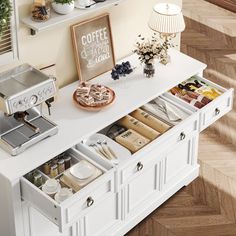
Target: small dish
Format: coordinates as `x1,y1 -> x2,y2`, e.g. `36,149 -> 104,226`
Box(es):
74,0 -> 96,9
70,160 -> 95,180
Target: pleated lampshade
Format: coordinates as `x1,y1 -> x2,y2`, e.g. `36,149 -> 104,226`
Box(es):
148,3 -> 185,34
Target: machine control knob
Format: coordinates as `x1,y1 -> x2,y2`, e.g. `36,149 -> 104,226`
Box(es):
30,95 -> 38,105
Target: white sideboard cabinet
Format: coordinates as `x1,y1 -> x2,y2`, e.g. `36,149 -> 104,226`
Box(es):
0,49 -> 233,236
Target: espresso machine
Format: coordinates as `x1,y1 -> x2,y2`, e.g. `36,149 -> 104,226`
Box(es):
0,64 -> 58,156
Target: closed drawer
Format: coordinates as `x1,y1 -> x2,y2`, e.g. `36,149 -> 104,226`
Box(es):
21,148 -> 115,232
164,76 -> 234,131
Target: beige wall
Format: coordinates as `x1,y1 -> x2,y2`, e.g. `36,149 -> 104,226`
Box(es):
1,0 -> 182,87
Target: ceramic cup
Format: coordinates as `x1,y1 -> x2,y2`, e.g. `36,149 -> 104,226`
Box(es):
54,188 -> 73,203
42,179 -> 61,197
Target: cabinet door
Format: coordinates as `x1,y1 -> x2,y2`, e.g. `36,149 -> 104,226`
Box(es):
22,204 -> 76,236
124,159 -> 160,218
83,193 -> 120,236
163,136 -> 197,189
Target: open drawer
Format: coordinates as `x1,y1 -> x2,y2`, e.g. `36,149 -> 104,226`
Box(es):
76,95 -> 199,176
164,76 -> 234,131
20,148 -> 115,232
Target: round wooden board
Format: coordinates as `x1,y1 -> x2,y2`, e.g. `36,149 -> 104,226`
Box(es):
73,87 -> 116,111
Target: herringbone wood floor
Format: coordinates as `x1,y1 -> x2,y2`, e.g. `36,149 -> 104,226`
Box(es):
126,0 -> 236,235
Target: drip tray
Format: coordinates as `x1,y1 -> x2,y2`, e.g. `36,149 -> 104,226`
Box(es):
0,116 -> 58,155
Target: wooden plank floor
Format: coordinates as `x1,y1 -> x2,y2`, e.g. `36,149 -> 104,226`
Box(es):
126,0 -> 236,235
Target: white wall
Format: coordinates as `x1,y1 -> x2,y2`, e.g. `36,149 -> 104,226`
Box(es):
1,0 -> 182,87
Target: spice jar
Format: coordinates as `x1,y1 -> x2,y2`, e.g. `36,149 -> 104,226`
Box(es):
64,156 -> 72,170
58,159 -> 65,174
50,164 -> 59,178
31,0 -> 50,22
33,173 -> 43,187
43,161 -> 51,175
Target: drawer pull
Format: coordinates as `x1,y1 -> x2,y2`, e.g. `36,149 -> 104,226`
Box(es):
137,162 -> 144,171
215,108 -> 221,116
180,132 -> 186,141
86,197 -> 94,207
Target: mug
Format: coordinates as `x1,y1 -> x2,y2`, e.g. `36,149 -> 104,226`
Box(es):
54,188 -> 73,203
42,179 -> 61,197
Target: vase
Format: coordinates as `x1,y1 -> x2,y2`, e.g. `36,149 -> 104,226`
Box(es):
143,63 -> 155,78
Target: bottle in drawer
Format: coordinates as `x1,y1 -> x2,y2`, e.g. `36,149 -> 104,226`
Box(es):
170,87 -> 206,109
118,115 -> 160,140
115,129 -> 150,153
179,77 -> 222,100
130,108 -> 171,133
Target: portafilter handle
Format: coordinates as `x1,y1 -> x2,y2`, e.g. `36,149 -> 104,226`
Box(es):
14,112 -> 40,134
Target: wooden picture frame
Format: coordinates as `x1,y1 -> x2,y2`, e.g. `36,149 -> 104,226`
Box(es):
71,13 -> 115,82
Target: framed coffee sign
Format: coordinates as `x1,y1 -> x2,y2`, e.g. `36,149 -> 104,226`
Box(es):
71,13 -> 115,82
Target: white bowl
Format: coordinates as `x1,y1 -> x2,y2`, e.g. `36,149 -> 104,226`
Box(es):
52,2 -> 75,15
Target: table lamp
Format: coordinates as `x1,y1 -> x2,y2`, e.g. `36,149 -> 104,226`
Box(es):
148,3 -> 185,65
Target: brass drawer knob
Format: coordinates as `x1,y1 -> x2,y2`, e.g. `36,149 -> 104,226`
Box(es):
180,132 -> 186,141
86,197 -> 94,207
137,162 -> 144,171
215,108 -> 220,116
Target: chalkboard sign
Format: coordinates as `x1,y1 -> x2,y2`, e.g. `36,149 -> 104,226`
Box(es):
71,13 -> 115,82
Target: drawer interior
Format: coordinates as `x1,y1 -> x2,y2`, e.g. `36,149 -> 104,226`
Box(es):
22,148 -> 110,206
165,75 -> 227,110
76,94 -> 197,166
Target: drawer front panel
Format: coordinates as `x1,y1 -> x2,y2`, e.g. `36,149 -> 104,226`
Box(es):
66,176 -> 114,223
201,88 -> 234,131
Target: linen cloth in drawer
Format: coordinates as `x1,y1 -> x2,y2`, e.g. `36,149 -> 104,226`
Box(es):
164,76 -> 234,131
20,148 -> 115,232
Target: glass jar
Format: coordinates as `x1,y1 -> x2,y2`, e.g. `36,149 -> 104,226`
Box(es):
58,159 -> 65,174
50,164 -> 59,178
143,63 -> 155,78
33,173 -> 43,187
31,0 -> 50,22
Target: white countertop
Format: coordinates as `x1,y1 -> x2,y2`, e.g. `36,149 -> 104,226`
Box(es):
0,49 -> 206,181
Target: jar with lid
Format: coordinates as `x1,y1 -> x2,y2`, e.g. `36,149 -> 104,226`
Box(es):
50,164 -> 59,178
33,172 -> 43,187
31,0 -> 50,22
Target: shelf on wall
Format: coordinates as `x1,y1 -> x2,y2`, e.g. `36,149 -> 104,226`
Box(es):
21,0 -> 122,35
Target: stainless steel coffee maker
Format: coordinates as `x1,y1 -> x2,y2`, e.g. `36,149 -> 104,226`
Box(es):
0,64 -> 58,156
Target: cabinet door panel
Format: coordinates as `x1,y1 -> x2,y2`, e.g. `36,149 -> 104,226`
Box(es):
24,206 -> 74,236
164,138 -> 194,188
84,193 -> 119,236
126,163 -> 159,217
